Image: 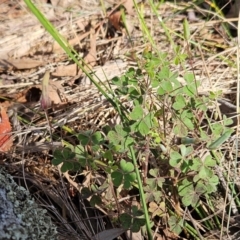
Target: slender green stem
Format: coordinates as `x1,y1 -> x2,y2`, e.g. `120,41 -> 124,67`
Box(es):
205,195 -> 221,228
148,0 -> 175,50
129,146 -> 152,240
133,0 -> 154,46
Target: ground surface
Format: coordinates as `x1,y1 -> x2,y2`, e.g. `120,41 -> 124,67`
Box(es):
0,0 -> 240,239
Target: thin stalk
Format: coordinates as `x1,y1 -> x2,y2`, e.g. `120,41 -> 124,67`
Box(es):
204,196 -> 221,228
194,205 -> 212,230
148,0 -> 176,50
133,0 -> 154,46
129,145 -> 152,240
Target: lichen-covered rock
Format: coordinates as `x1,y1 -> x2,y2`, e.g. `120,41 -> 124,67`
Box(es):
0,167 -> 58,240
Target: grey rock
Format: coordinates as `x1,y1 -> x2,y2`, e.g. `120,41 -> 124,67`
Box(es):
0,167 -> 58,240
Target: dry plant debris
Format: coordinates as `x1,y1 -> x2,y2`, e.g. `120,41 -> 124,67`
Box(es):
0,106 -> 12,152
0,0 -> 240,239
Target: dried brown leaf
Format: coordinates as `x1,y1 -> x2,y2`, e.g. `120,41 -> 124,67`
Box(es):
163,228 -> 179,240
109,11 -> 122,31
93,228 -> 125,240
46,80 -> 64,105
84,52 -> 96,67
52,64 -> 77,77
4,58 -> 43,70
123,0 -> 134,15
0,106 -> 12,152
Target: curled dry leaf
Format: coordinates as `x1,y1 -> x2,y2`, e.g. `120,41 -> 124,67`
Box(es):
0,106 -> 13,152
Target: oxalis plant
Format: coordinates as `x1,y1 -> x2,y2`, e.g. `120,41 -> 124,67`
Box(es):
52,51 -> 233,238
25,0 -> 234,239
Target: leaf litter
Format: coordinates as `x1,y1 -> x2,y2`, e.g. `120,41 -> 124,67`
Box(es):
0,0 -> 240,239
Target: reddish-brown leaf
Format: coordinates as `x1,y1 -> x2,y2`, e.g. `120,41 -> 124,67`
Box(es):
0,107 -> 13,152
109,11 -> 122,31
